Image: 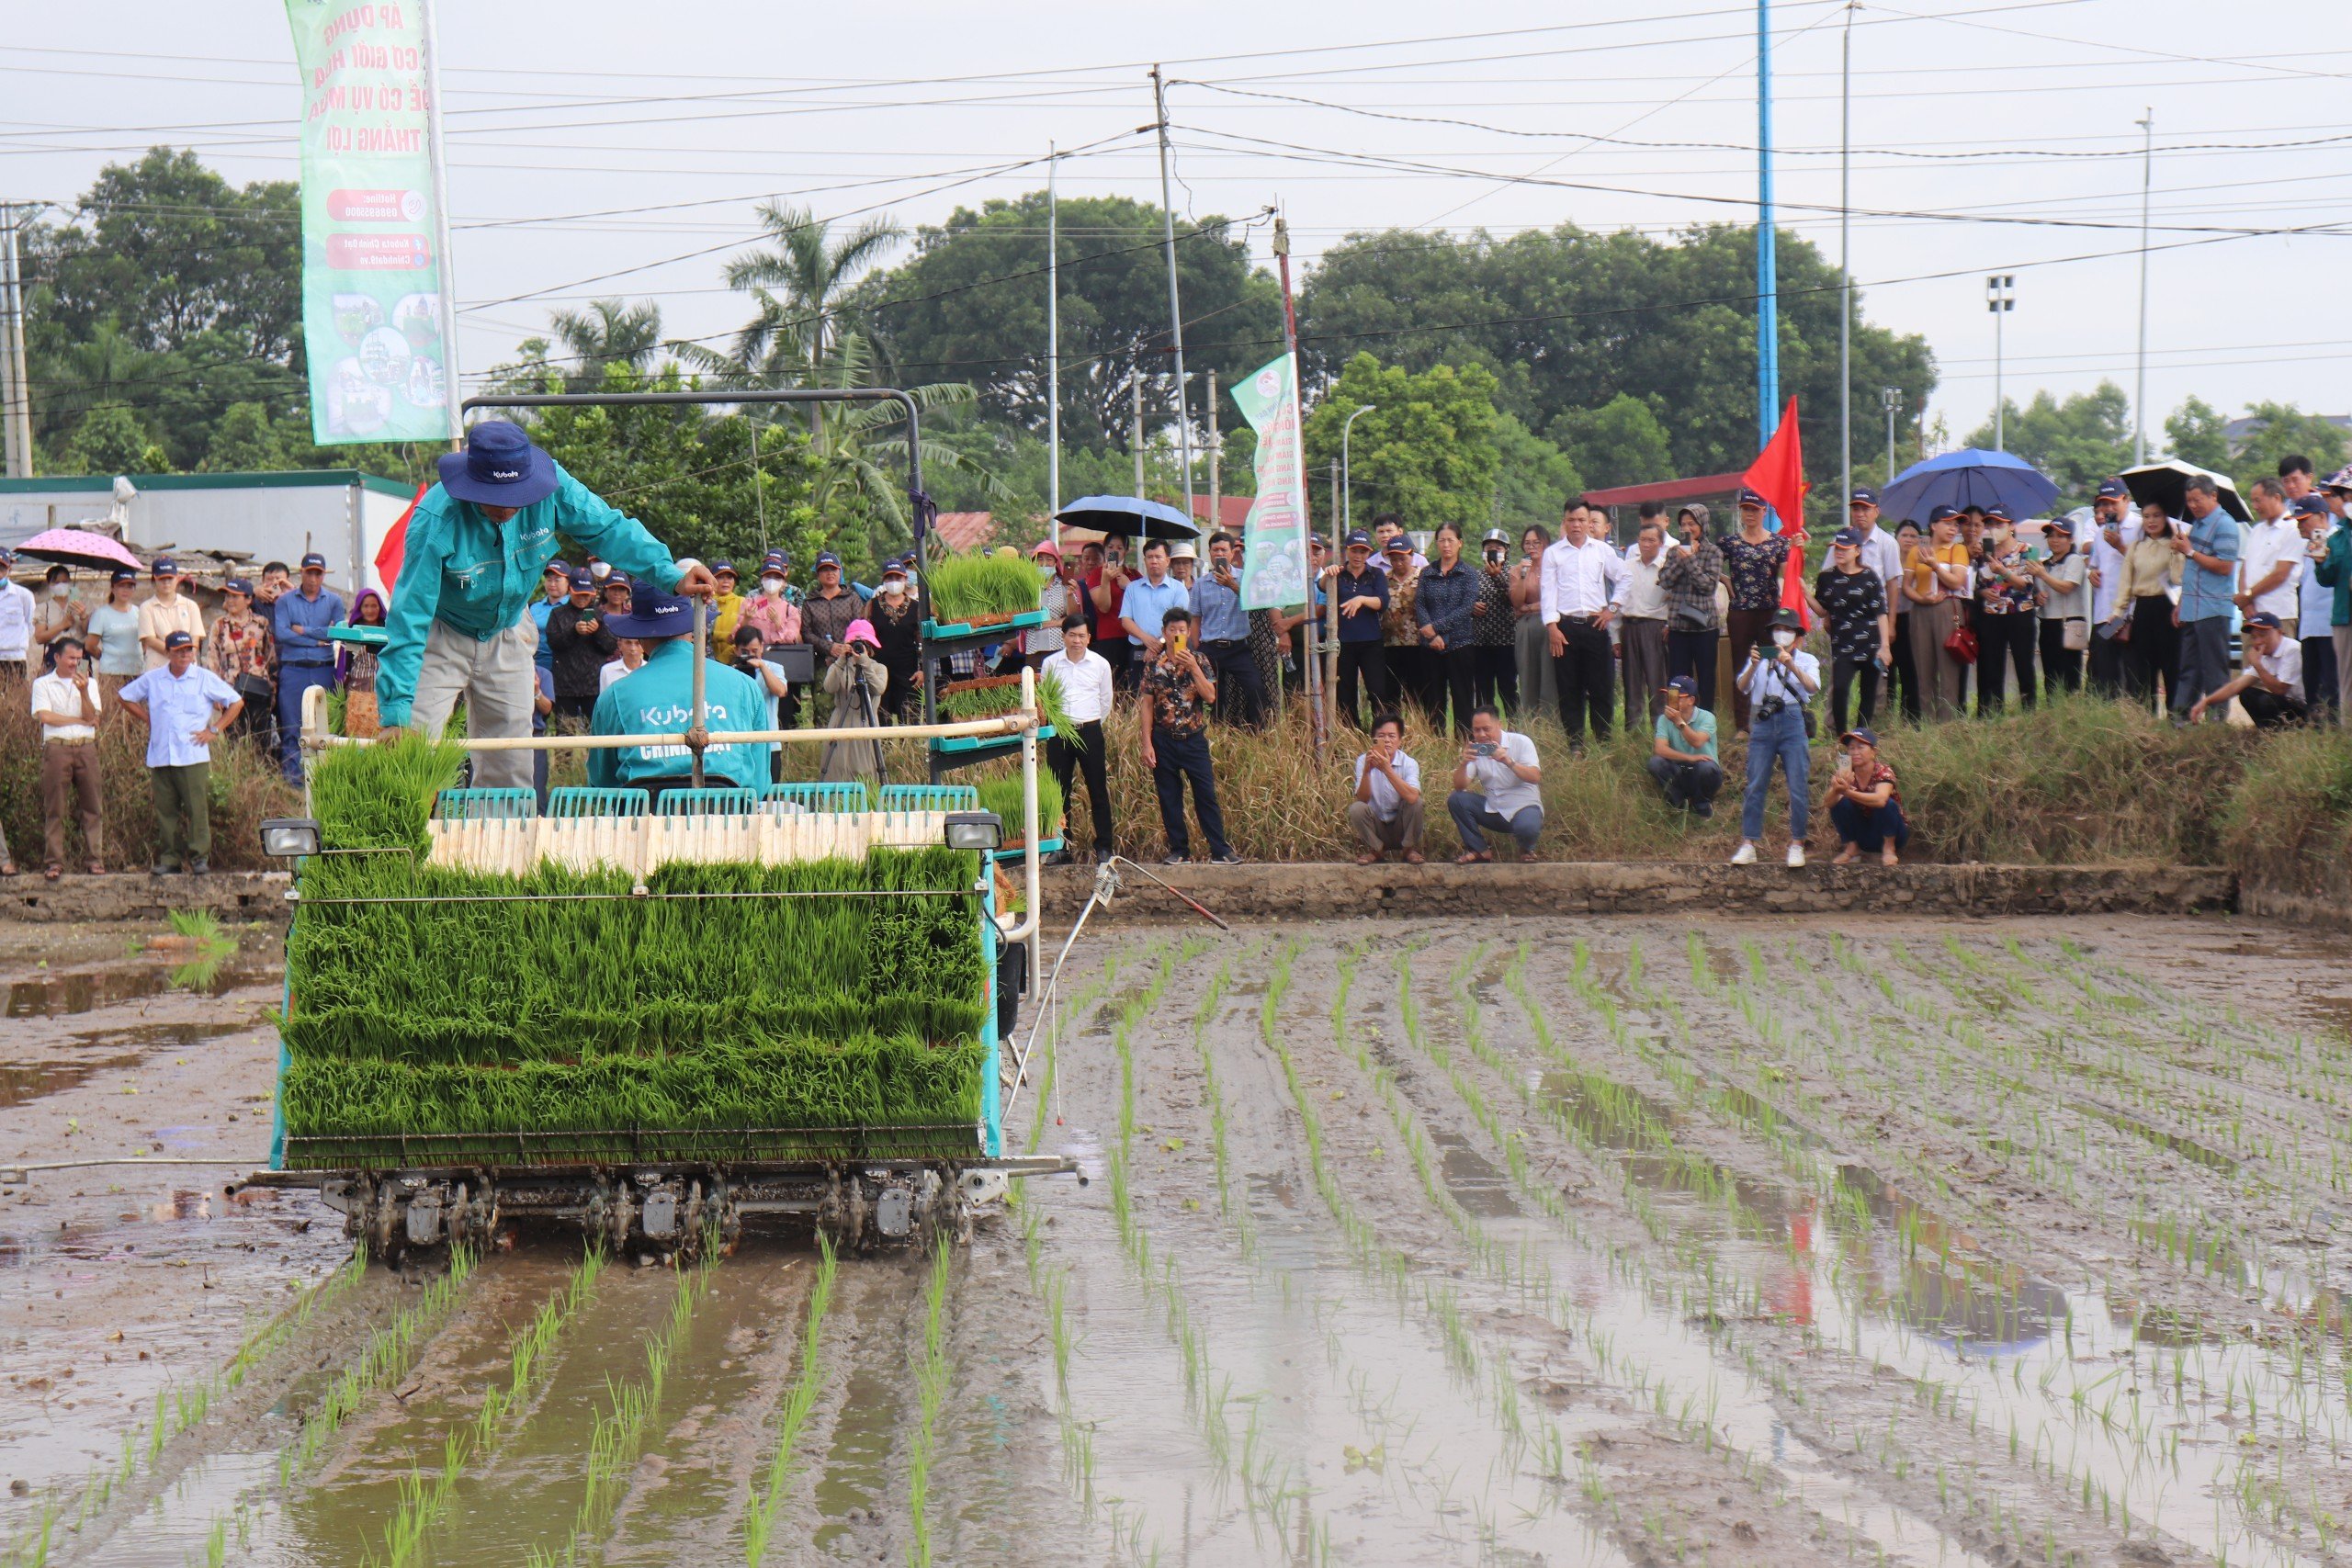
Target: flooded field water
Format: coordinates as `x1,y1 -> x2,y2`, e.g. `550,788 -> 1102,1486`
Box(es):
4,912 -> 2351,1566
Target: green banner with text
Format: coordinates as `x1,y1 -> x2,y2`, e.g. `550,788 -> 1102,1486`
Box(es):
1232,352 -> 1313,612
285,0 -> 450,444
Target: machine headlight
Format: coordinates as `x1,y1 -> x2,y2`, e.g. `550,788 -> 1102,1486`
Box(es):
943,811 -> 1004,852
260,818 -> 322,859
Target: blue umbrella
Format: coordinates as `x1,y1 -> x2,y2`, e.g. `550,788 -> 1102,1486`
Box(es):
1051,493 -> 1201,541
1879,448 -> 2060,525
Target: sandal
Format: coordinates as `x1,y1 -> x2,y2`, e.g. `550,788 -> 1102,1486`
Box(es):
1354,852 -> 1380,866
0,861 -> 16,877
86,862 -> 104,875
44,865 -> 62,881
1403,851 -> 1425,865
1453,851 -> 1492,865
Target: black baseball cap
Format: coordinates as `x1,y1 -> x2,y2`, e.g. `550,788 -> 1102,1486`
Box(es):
712,559 -> 737,577
1664,675 -> 1696,696
163,630 -> 195,650
1928,504 -> 1962,525
1738,487 -> 1769,508
815,550 -> 842,569
223,578 -> 254,595
300,552 -> 327,570
2096,478 -> 2131,501
111,568 -> 137,585
1345,530 -> 1372,549
2243,610 -> 2285,631
151,556 -> 178,575
1841,726 -> 1880,747
1849,487 -> 1879,507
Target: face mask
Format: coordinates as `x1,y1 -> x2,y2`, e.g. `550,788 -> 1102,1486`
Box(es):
50,583 -> 70,600
1772,629 -> 1797,649
882,579 -> 905,597
761,577 -> 785,594
589,561 -> 611,580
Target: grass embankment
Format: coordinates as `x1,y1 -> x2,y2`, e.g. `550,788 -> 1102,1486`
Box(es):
283,745 -> 990,1158
1065,692 -> 2352,881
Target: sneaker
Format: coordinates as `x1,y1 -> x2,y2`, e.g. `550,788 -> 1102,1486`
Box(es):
188,857 -> 210,875
1160,853 -> 1190,866
151,862 -> 181,877
1210,852 -> 1245,865
1729,841 -> 1758,866
1692,801 -> 1714,819
1785,842 -> 1806,869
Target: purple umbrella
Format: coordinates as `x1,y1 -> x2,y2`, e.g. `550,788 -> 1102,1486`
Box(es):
13,527 -> 142,573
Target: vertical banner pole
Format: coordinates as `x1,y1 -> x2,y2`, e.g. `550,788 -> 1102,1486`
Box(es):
419,0 -> 463,451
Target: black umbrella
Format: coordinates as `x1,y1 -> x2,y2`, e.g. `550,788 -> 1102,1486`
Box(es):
2120,459 -> 2248,524
1050,494 -> 1201,541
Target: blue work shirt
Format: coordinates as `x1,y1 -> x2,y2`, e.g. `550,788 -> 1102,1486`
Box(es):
529,597 -> 558,670
378,464 -> 689,728
2178,506 -> 2242,624
271,586 -> 346,664
585,639 -> 771,795
119,662 -> 242,769
1189,570 -> 1249,642
1333,567 -> 1388,643
1118,574 -> 1190,648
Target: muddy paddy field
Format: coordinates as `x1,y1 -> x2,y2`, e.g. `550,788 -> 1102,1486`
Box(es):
4,910 -> 2351,1567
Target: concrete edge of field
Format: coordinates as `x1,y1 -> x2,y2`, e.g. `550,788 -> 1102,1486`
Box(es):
11,863 -> 2346,931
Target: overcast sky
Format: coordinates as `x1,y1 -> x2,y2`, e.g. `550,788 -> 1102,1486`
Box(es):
8,0 -> 2346,458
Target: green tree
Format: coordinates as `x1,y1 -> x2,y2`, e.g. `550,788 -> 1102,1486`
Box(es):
58,404 -> 169,475
525,365 -> 834,572
201,401 -> 289,472
1549,393 -> 1672,491
1302,353 -> 1501,525
2229,401 -> 2349,492
1296,222 -> 1936,483
1492,412 -> 1583,527
2165,397 -> 2230,471
853,193 -> 1282,452
1963,382 -> 2132,507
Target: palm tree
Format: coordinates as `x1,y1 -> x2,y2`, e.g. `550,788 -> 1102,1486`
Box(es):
808,331 -> 1012,557
547,298 -> 664,390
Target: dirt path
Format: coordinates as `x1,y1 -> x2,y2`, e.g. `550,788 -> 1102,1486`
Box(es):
5,913 -> 2349,1567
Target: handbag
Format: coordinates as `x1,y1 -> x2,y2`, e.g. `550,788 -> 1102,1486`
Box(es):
1943,623 -> 1979,665
2061,617 -> 2091,652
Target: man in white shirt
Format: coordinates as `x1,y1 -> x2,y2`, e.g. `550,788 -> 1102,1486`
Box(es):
0,548 -> 36,681
1540,502 -> 1626,746
2190,610 -> 2303,728
1046,616 -> 1117,863
1845,488 -> 1905,599
1368,513 -> 1428,576
2237,477 -> 2303,633
1614,521 -> 1671,727
2085,479 -> 2139,694
30,636 -> 106,876
117,630 -> 243,875
1346,711 -> 1424,863
1446,705 -> 1543,863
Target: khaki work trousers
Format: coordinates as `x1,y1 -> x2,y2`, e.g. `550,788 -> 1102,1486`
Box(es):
40,741 -> 104,870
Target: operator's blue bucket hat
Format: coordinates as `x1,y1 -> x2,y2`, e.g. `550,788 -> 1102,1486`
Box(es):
438,420 -> 559,507
601,581 -> 695,639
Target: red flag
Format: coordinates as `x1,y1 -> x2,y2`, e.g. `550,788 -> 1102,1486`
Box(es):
1743,397 -> 1813,628
373,482 -> 427,599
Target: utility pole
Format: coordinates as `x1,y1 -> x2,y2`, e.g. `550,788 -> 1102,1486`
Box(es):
1755,0 -> 1780,452
1985,275 -> 2016,450
0,201 -> 31,478
1129,367 -> 1146,499
1047,141 -> 1061,537
1838,2 -> 1856,511
1883,387 -> 1899,484
1205,367 -> 1220,531
2133,108 -> 2154,464
1149,66 -> 1196,523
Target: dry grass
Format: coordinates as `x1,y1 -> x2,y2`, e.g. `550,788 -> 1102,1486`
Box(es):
0,687 -> 298,871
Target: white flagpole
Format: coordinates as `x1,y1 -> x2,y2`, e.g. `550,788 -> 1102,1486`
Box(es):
1047,142 -> 1060,541
419,0 -> 463,451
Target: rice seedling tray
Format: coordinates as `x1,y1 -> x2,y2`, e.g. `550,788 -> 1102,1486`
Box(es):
933,726 -> 1053,757
920,607 -> 1046,644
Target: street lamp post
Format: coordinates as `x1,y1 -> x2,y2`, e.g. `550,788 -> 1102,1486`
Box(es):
1883,386 -> 1900,483
2133,108 -> 2154,465
1985,274 -> 2016,451
1341,404 -> 1374,535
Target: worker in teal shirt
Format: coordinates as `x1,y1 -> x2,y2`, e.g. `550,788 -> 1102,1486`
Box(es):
379,421 -> 717,790
587,582 -> 773,796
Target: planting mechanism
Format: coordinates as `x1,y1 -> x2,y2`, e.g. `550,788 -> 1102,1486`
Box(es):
240,388 -> 1069,1263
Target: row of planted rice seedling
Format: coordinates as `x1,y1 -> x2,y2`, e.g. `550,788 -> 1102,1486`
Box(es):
283,741 -> 993,1160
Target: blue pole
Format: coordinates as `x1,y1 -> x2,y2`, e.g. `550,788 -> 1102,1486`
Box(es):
1757,0 -> 1780,451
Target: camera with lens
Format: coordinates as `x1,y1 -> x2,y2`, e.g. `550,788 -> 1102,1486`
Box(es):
1755,696 -> 1789,721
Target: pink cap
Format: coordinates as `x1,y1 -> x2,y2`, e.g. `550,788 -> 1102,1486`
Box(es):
842,618 -> 878,648
1032,538 -> 1062,558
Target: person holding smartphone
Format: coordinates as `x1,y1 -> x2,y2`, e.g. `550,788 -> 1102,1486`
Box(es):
1445,705 -> 1544,863
546,569 -> 617,725
1138,607 -> 1239,863
1730,607 -> 1820,868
